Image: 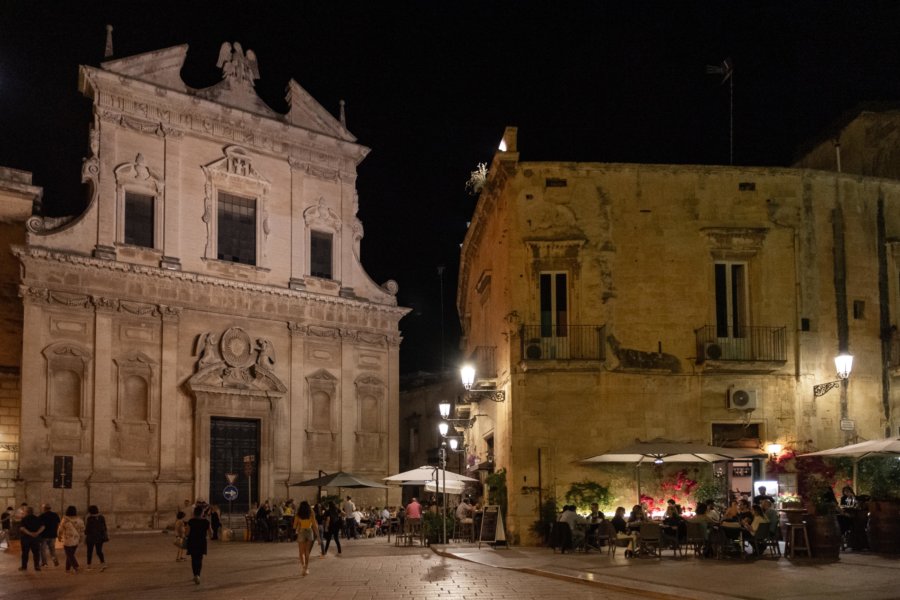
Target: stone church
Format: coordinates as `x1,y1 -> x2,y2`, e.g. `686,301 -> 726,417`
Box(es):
0,42 -> 407,527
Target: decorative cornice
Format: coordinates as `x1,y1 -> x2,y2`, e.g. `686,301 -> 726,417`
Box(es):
13,245 -> 406,316
86,67 -> 369,169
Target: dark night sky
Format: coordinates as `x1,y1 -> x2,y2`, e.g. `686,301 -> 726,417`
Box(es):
3,2 -> 900,374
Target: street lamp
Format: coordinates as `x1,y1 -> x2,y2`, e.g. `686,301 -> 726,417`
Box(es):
436,423 -> 449,545
459,364 -> 505,402
813,353 -> 854,397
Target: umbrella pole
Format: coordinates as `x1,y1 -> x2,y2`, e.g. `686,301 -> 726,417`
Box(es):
636,464 -> 642,505
853,458 -> 858,492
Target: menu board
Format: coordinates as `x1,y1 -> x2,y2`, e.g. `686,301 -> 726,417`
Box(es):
478,505 -> 506,548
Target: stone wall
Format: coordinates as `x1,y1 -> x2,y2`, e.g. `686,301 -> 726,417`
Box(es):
0,371 -> 20,510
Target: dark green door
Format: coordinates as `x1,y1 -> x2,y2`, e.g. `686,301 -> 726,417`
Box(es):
209,417 -> 260,513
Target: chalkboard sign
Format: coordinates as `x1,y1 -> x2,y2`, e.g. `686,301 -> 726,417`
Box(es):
477,505 -> 506,548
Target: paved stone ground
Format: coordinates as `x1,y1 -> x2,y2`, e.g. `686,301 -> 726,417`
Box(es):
4,535 -> 899,600
439,544 -> 900,600
0,535 -> 640,600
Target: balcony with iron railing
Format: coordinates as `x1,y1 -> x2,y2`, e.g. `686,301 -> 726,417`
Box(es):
520,324 -> 606,361
695,325 -> 787,370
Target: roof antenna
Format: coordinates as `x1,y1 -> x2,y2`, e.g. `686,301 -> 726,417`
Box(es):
104,24 -> 114,58
339,99 -> 347,128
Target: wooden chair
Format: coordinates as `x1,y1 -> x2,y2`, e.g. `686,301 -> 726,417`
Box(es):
590,520 -> 610,550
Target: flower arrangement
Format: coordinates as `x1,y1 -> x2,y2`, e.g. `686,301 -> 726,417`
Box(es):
778,492 -> 801,503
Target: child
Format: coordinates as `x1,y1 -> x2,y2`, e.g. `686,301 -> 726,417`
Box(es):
174,511 -> 187,561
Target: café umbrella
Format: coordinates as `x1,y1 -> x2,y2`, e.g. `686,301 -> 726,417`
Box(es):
289,471 -> 388,489
581,438 -> 767,502
799,436 -> 900,490
384,465 -> 478,484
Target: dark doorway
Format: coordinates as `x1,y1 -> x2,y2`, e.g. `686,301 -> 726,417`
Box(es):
210,417 -> 260,513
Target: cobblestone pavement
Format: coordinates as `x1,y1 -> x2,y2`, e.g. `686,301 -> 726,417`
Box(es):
0,535 -> 640,600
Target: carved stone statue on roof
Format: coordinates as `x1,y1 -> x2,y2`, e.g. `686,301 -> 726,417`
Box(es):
216,42 -> 260,86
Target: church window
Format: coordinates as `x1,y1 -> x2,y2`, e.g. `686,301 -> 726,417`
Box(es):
217,192 -> 257,265
310,230 -> 333,279
124,192 -> 155,248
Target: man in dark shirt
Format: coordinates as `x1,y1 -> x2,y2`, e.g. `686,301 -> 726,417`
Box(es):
39,504 -> 60,567
18,506 -> 44,571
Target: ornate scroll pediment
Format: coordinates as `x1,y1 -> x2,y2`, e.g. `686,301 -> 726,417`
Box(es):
185,327 -> 285,396
114,153 -> 164,195
303,197 -> 342,232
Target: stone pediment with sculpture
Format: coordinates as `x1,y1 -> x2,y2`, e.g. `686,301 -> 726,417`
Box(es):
187,326 -> 286,395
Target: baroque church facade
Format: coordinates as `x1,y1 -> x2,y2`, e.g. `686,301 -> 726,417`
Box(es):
2,42 -> 407,527
454,126 -> 900,543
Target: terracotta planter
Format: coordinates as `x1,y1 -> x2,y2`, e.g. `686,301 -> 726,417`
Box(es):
806,514 -> 841,560
867,500 -> 900,554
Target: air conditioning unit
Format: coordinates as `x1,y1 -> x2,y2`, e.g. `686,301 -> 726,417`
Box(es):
728,388 -> 758,411
702,342 -> 723,361
524,339 -> 543,360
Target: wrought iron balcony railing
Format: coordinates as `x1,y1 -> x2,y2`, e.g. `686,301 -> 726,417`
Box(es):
520,325 -> 606,361
695,325 -> 787,362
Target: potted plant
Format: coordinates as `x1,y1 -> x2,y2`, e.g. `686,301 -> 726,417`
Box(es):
529,498 -> 558,546
778,492 -> 801,509
798,460 -> 841,560
862,457 -> 900,553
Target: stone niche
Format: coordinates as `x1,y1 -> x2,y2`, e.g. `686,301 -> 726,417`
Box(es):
354,374 -> 387,469
304,369 -> 339,471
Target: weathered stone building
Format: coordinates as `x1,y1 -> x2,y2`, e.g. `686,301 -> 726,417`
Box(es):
455,126 -> 900,543
3,43 -> 407,527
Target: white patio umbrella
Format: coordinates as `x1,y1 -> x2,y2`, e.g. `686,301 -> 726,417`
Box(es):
799,436 -> 900,490
383,465 -> 478,484
581,438 -> 766,502
424,479 -> 467,494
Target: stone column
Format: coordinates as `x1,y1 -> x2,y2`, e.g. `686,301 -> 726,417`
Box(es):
160,128 -> 183,270
288,159 -> 307,290
90,296 -> 118,479
287,321 -> 306,482
387,333 -> 401,504
154,304 -> 181,526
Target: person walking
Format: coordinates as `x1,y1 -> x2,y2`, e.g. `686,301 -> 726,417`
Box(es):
58,506 -> 85,574
174,511 -> 187,561
38,504 -> 60,567
185,505 -> 210,584
84,505 -> 109,571
321,501 -> 342,557
293,501 -> 319,576
18,506 -> 44,572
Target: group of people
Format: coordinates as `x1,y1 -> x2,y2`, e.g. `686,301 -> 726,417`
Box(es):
173,500 -> 213,584
6,503 -> 108,573
565,491 -> 782,558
